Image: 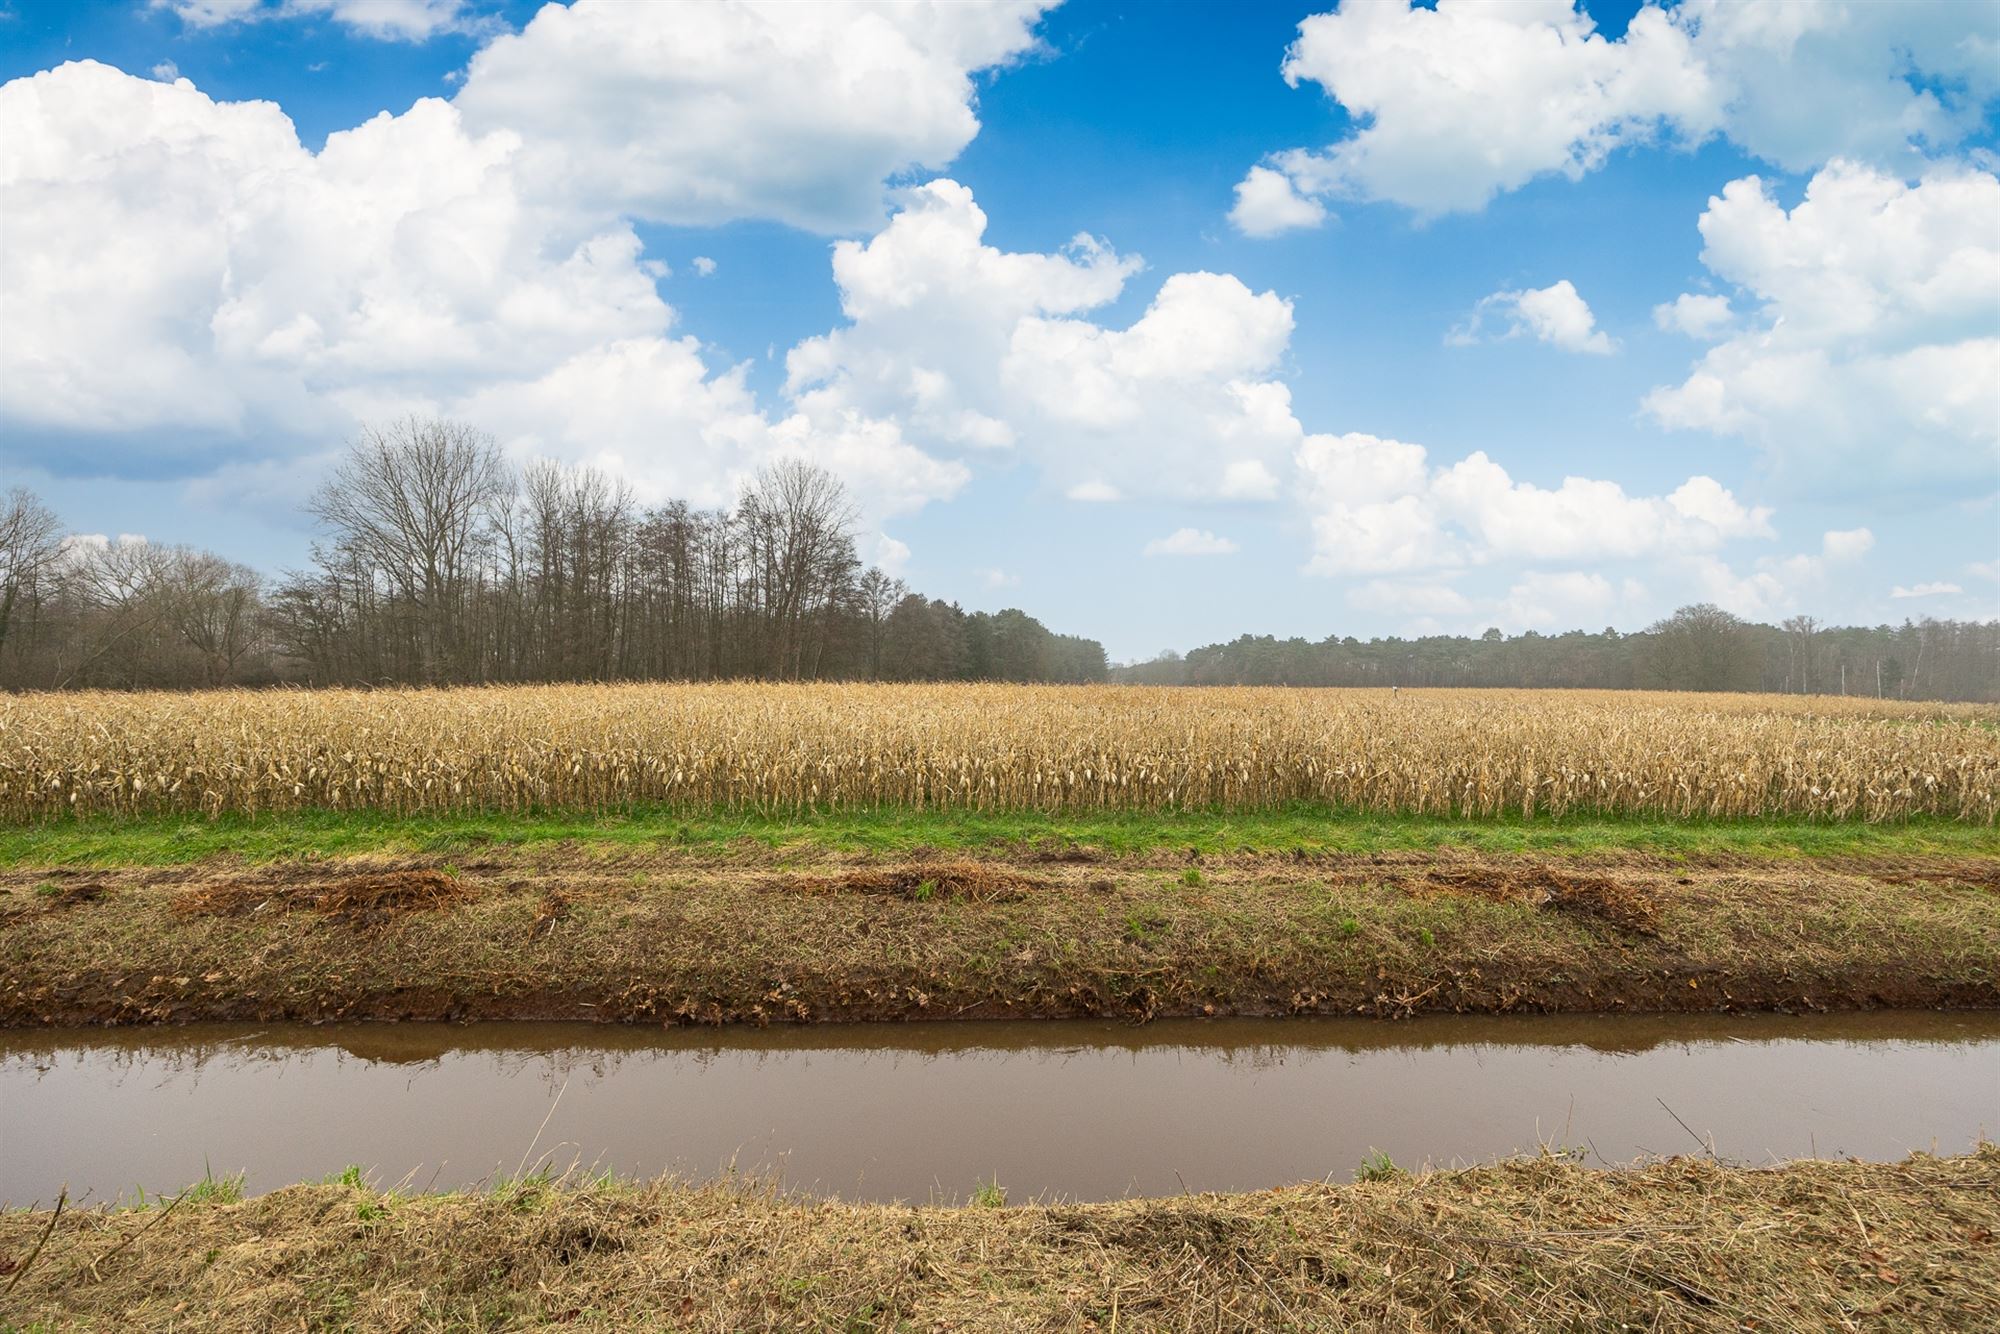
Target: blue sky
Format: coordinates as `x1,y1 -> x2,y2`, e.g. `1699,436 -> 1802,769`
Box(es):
2,0 -> 1996,660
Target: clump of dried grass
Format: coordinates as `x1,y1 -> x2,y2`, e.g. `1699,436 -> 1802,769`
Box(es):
781,860 -> 1043,902
1413,865 -> 1663,935
2,1149 -> 1994,1331
174,868 -> 467,925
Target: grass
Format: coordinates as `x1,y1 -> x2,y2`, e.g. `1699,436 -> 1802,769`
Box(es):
4,1150 -> 1996,1330
2,802 -> 1994,870
1354,1151 -> 1404,1183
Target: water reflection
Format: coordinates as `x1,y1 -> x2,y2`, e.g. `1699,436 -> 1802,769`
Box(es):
5,1011 -> 1995,1206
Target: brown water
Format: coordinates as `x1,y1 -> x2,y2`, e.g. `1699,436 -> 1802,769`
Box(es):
5,1012 -> 1995,1205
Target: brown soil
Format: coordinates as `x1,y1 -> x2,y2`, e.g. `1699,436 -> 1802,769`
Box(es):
3,1149 -> 1996,1331
1,846 -> 1995,1027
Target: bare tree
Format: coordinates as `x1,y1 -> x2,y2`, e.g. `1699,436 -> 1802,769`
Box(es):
157,548 -> 264,685
309,418 -> 512,682
1782,614 -> 1819,694
855,566 -> 907,679
519,460 -> 635,679
739,459 -> 860,679
0,486 -> 63,661
48,536 -> 169,687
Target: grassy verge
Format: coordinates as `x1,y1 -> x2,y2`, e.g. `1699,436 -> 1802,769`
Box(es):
4,842 -> 1995,1025
4,1150 -> 1996,1331
2,803 -> 1994,869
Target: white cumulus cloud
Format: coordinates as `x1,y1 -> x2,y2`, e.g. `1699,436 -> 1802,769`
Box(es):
1644,160 -> 2000,499
1297,431 -> 1773,577
1494,571 -> 1620,631
153,0 -> 484,42
1821,528 -> 1875,562
1143,528 -> 1239,557
1652,292 -> 1733,339
1228,164 -> 1328,237
1891,581 -> 1963,599
788,179 -> 1304,504
1451,279 -> 1615,354
1231,0 -> 2000,220
453,0 -> 1054,233
0,58 -> 984,525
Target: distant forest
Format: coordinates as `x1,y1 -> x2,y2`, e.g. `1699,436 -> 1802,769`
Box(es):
1,417 -> 1994,700
1116,611 -> 1999,702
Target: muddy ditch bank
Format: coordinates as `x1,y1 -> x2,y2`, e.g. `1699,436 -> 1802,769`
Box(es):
2,847 -> 1996,1026
5,1151 -> 1998,1331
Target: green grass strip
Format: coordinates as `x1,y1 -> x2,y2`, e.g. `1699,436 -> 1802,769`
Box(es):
2,803 -> 1994,868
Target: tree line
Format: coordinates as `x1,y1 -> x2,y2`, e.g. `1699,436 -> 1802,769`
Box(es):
3,417 -> 1993,699
0,418 -> 1107,690
1117,603 -> 1999,701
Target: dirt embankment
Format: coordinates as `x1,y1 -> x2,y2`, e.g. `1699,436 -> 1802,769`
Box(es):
4,1150 -> 1997,1331
3,843 -> 1996,1027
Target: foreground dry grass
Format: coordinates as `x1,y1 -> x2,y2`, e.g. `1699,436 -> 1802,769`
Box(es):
5,846 -> 1995,1024
5,1151 -> 1996,1331
2,684 -> 1995,824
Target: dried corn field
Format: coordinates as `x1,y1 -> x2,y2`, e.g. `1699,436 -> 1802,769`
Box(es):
1,684 -> 1995,824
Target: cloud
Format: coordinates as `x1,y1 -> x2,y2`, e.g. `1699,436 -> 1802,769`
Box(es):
0,60 -> 972,525
1821,528 -> 1875,562
1891,581 -> 1964,599
1296,432 -> 1772,577
452,0 -> 1054,233
1065,480 -> 1120,502
1143,528 -> 1239,557
152,0 -> 483,42
149,60 -> 179,81
1644,160 -> 2000,499
869,532 -> 911,574
977,567 -> 1019,589
1,68 -> 662,440
1652,292 -> 1732,339
152,0 -> 260,26
1228,164 -> 1327,237
691,256 -> 717,277
1670,0 -> 2000,173
1674,522 -> 1899,621
1234,0 -> 2000,216
1494,571 -> 1620,631
1239,0 -> 1717,216
1970,561 -> 1999,582
787,179 -> 1303,503
1451,279 -> 1615,354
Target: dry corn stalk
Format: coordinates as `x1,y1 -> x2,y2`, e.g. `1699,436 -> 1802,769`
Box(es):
0,684 -> 1994,824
